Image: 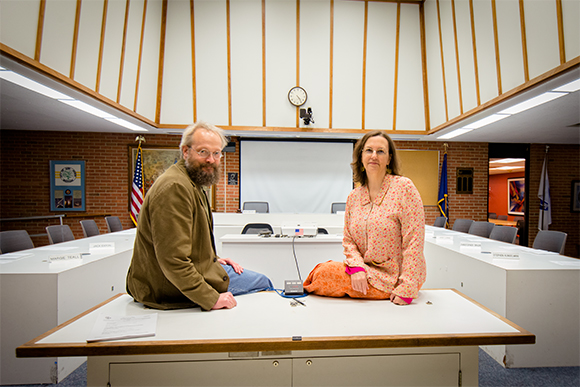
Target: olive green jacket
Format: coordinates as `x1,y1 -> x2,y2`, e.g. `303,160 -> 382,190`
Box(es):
126,159 -> 229,311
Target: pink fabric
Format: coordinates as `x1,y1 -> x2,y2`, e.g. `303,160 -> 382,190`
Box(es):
345,266 -> 366,275
342,174 -> 426,300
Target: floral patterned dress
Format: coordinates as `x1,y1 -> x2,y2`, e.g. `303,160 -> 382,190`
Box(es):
343,174 -> 426,300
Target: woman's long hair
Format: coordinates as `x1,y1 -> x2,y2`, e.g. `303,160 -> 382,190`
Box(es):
351,130 -> 401,186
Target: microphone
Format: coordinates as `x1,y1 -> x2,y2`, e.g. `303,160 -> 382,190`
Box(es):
284,236 -> 304,295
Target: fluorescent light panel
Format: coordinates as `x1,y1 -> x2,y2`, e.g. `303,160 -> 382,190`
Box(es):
437,128 -> 473,139
464,114 -> 510,129
499,92 -> 566,115
552,79 -> 580,93
1,67 -> 148,131
0,70 -> 72,99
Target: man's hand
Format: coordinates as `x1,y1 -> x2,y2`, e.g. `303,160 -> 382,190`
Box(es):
350,271 -> 368,295
211,292 -> 237,310
218,257 -> 244,274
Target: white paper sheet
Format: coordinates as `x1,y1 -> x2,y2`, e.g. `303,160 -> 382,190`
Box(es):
87,313 -> 158,342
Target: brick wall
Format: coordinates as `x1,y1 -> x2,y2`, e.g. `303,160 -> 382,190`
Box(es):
1,130 -> 577,257
529,144 -> 580,258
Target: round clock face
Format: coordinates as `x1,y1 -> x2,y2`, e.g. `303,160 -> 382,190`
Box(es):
288,86 -> 307,106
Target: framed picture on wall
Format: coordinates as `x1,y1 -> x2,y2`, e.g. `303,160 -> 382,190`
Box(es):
507,177 -> 525,216
128,146 -> 216,211
571,180 -> 580,212
50,160 -> 85,211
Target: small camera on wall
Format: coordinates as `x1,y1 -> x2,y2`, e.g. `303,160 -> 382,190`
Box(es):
300,107 -> 314,125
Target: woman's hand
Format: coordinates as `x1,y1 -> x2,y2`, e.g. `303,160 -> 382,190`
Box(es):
217,257 -> 244,274
350,271 -> 368,295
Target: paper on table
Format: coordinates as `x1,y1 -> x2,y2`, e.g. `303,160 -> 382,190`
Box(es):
87,313 -> 158,342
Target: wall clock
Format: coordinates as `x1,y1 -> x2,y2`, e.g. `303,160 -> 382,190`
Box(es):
288,86 -> 307,107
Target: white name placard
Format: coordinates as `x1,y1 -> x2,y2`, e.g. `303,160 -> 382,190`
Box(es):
49,253 -> 82,262
89,242 -> 115,254
425,230 -> 435,239
436,235 -> 454,244
492,252 -> 520,260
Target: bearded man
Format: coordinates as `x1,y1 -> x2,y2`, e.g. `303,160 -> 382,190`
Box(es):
126,122 -> 272,311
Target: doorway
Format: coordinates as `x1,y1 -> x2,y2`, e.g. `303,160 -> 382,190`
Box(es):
488,144 -> 530,246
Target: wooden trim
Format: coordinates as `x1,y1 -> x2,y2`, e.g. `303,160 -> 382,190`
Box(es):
190,0 -> 197,122
361,0 -> 368,130
155,0 -> 168,124
96,0 -> 108,93
451,0 -> 463,114
1,44 -> 157,127
35,0 -> 46,62
491,0 -> 502,94
419,1 -> 430,130
519,0 -> 529,82
329,0 -> 334,129
392,2 -> 401,130
226,0 -> 232,126
134,0 -> 148,112
435,0 -> 448,121
117,0 -> 131,104
70,0 -> 82,79
556,0 -> 565,64
159,123 -> 428,136
428,57 -> 580,134
469,0 -> 480,105
16,290 -> 534,358
296,0 -> 300,128
262,0 -> 266,127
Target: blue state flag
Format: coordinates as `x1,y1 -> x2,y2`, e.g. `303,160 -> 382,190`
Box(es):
437,152 -> 449,227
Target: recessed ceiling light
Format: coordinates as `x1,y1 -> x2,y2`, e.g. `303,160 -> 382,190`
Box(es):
498,92 -> 566,115
437,128 -> 473,139
463,114 -> 510,129
0,70 -> 72,100
553,79 -> 580,93
59,99 -> 116,119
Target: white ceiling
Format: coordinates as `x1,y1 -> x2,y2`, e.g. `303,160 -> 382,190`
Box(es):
1,54 -> 579,144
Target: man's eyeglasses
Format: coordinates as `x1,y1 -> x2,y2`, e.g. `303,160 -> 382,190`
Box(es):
190,147 -> 223,159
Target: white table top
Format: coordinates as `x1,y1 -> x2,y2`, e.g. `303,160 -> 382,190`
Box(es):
425,226 -> 580,271
18,289 -> 534,358
220,234 -> 343,243
0,229 -> 136,274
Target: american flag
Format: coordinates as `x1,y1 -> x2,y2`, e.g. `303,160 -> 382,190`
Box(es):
130,146 -> 144,226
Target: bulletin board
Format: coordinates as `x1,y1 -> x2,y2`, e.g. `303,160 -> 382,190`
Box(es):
50,160 -> 85,211
397,150 -> 439,206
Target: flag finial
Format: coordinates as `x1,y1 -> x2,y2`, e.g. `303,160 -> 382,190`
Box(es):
135,136 -> 146,146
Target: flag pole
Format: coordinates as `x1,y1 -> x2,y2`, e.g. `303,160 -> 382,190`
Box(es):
540,145 -> 549,229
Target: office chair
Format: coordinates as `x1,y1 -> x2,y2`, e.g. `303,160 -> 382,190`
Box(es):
242,202 -> 269,213
0,230 -> 34,254
105,216 -> 123,232
46,225 -> 75,244
497,215 -> 508,220
488,226 -> 518,244
241,223 -> 274,235
452,219 -> 474,233
331,202 -> 346,213
468,221 -> 495,238
532,230 -> 567,254
488,212 -> 497,219
80,220 -> 100,238
433,217 -> 447,228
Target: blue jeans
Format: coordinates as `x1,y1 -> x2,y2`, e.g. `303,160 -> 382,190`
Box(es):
221,264 -> 273,296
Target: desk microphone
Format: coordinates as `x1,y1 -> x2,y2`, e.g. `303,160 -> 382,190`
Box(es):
284,236 -> 304,295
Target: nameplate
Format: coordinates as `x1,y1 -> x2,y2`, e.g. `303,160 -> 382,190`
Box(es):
436,235 -> 454,244
242,210 -> 256,214
49,253 -> 82,262
90,242 -> 115,254
492,252 -> 520,260
460,242 -> 481,251
425,230 -> 435,238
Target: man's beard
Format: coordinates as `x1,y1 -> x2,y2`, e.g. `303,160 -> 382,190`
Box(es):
185,158 -> 221,187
